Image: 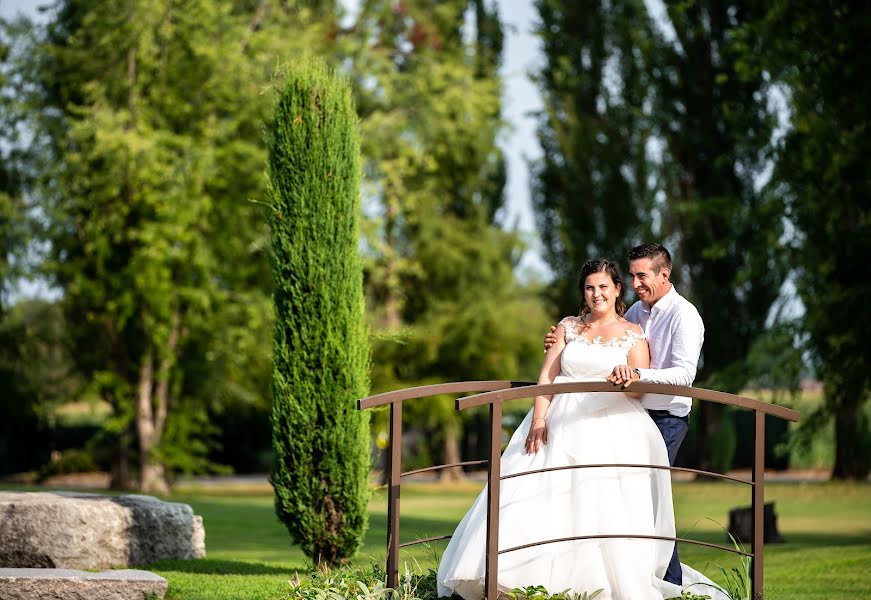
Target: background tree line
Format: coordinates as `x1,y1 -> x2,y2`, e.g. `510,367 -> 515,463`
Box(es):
531,0 -> 869,479
0,0 -> 867,491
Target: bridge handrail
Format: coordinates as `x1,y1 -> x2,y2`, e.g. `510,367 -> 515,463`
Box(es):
456,381 -> 800,422
357,380 -> 535,410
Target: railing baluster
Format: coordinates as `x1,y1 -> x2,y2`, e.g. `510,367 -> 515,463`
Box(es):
752,410 -> 765,599
484,401 -> 502,600
386,400 -> 402,591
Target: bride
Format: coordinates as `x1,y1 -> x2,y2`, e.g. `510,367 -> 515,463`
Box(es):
437,259 -> 726,600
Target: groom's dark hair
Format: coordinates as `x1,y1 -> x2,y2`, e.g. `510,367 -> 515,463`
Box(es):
628,243 -> 672,274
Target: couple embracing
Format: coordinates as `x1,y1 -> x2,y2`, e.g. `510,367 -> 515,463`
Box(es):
437,244 -> 728,600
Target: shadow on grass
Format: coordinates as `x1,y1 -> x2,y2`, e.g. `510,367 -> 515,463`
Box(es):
148,558 -> 298,576
674,528 -> 871,558
760,531 -> 871,548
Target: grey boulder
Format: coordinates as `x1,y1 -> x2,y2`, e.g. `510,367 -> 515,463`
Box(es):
0,491 -> 205,569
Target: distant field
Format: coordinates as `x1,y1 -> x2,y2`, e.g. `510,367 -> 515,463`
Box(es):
744,388 -> 833,470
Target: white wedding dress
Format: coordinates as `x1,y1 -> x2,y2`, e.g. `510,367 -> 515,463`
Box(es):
437,318 -> 728,600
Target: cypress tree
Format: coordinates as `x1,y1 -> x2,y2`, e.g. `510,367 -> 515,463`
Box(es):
267,59 -> 370,564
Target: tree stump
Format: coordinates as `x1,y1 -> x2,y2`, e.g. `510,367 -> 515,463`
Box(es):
727,502 -> 785,545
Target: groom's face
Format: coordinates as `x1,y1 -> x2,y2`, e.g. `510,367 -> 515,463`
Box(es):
628,258 -> 670,306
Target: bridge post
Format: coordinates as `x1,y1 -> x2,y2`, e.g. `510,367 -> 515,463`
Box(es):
752,410 -> 765,599
386,401 -> 402,591
484,401 -> 502,599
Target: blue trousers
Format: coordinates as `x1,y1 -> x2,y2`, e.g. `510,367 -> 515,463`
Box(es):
647,409 -> 689,586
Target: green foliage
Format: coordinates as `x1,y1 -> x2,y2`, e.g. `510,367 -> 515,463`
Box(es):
158,396 -> 232,478
633,0 -> 787,473
0,19 -> 30,316
708,532 -> 751,600
532,1 -> 788,472
506,585 -> 603,600
267,58 -> 370,564
0,299 -> 78,474
649,2 -> 787,398
347,0 -> 514,330
505,584 -> 710,600
280,561 -> 444,600
748,1 -> 871,480
343,2 -> 547,476
36,448 -> 98,482
706,406 -> 737,475
281,563 -> 715,600
4,0 -> 334,488
532,0 -> 656,314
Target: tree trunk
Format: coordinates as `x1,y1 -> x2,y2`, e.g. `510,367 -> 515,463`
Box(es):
694,401 -> 710,472
153,309 -> 179,449
109,432 -> 132,490
439,422 -> 465,482
832,395 -> 871,480
136,350 -> 169,494
382,194 -> 401,330
141,462 -> 169,495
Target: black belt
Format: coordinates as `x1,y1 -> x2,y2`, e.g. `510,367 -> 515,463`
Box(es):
647,409 -> 687,421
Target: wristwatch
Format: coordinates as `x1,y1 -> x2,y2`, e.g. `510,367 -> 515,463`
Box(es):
632,368 -> 641,379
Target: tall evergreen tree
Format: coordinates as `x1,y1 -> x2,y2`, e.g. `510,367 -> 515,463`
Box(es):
532,1 -> 787,471
756,0 -> 871,480
267,59 -> 370,564
649,0 -> 786,470
532,0 -> 657,315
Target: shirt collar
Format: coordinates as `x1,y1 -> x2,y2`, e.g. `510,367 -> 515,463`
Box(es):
647,284 -> 677,314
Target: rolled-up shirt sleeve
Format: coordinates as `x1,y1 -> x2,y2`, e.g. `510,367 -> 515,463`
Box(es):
636,312 -> 704,386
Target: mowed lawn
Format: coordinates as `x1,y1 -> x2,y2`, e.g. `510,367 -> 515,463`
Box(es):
150,480 -> 871,600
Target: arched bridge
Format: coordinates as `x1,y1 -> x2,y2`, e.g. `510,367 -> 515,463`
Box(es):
358,381 -> 800,600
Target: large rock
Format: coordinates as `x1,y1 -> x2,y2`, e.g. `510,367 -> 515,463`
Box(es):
0,491 -> 205,569
0,568 -> 167,600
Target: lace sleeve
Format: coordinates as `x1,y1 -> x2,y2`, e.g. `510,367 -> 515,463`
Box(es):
557,316 -> 579,343
620,328 -> 647,350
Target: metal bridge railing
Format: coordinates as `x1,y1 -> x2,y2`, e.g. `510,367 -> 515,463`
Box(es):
358,381 -> 800,600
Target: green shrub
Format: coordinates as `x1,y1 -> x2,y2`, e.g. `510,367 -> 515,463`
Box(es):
284,563 -> 438,600
282,563 -> 715,600
36,448 -> 98,482
267,58 -> 370,565
506,585 -> 603,600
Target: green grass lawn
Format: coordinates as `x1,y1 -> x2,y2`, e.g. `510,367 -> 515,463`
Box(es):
143,480 -> 871,600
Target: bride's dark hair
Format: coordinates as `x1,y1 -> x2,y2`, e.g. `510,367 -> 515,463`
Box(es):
577,258 -> 626,327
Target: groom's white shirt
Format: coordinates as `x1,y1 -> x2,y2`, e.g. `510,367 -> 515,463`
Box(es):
625,285 -> 704,417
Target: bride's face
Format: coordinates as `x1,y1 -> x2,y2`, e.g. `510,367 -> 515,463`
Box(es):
583,272 -> 620,316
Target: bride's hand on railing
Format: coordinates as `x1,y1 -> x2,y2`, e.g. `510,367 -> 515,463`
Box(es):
525,417 -> 548,454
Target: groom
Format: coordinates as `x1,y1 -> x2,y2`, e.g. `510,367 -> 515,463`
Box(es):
544,243 -> 704,586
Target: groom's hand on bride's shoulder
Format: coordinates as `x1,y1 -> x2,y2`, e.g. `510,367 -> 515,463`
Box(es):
543,325 -> 558,352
